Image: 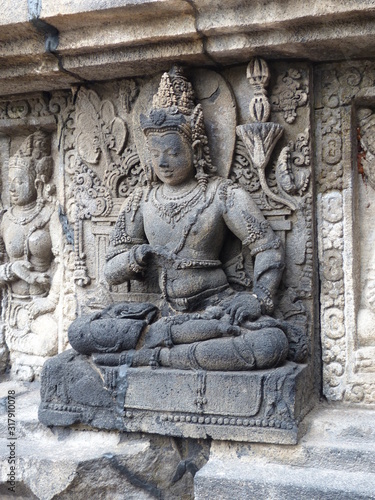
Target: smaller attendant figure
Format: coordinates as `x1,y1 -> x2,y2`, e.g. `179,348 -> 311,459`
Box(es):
0,131 -> 61,380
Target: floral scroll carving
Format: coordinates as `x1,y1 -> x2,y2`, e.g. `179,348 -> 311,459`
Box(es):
271,69 -> 308,124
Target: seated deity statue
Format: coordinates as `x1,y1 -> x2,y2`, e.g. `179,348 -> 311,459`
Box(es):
67,68 -> 290,372
0,131 -> 60,368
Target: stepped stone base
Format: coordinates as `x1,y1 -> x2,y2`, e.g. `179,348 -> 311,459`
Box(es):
39,351 -> 309,445
0,381 -> 209,500
2,381 -> 375,499
195,404 -> 375,500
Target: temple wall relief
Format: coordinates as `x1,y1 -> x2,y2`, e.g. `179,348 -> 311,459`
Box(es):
4,58 -> 375,441
0,95 -> 76,380
36,61 -> 318,443
3,60 -> 372,414
316,60 -> 375,404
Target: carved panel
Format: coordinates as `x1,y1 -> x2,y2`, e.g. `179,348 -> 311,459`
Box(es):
0,129 -> 63,380
316,60 -> 375,403
271,68 -> 309,124
0,61 -> 319,444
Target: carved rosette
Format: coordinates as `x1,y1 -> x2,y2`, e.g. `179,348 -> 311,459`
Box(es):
316,68 -> 343,192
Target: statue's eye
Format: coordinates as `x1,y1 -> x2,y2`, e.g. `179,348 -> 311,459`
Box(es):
151,150 -> 160,158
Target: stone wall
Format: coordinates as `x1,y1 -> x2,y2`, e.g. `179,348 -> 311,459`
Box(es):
1,1 -> 375,499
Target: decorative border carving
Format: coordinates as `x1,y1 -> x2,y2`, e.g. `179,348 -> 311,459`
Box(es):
316,61 -> 375,403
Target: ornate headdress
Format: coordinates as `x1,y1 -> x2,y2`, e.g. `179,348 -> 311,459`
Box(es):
9,131 -> 54,199
140,66 -> 216,187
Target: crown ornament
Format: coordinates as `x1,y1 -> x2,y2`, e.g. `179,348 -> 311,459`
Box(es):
140,65 -> 216,184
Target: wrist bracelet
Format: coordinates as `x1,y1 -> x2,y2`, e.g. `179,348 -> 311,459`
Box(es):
4,263 -> 15,281
253,284 -> 274,315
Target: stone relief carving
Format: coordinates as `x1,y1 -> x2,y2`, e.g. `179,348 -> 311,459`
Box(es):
0,95 -> 50,120
318,69 -> 343,192
354,106 -> 375,404
62,87 -> 129,289
315,61 -> 375,403
357,108 -> 375,189
318,192 -> 346,398
118,79 -> 139,114
0,131 -> 62,381
38,61 -> 315,444
0,53 -> 372,434
270,68 -> 308,124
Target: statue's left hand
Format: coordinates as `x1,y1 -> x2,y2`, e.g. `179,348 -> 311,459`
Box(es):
225,293 -> 261,325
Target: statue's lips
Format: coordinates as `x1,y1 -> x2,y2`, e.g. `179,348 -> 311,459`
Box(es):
160,170 -> 173,177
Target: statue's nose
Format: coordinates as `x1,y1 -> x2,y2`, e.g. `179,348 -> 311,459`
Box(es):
158,154 -> 168,168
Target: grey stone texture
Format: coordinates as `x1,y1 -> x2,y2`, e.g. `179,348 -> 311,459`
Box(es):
37,62 -> 314,444
0,2 -> 375,499
0,381 -> 209,499
2,1 -> 375,94
195,405 -> 375,499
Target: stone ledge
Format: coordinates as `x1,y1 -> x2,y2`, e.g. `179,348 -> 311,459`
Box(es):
195,460 -> 375,500
39,354 -> 311,445
194,404 -> 375,499
1,1 -> 375,95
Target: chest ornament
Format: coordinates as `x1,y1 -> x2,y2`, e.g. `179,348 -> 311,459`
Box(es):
151,183 -> 204,227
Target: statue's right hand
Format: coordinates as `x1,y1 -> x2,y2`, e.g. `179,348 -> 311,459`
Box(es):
134,244 -> 153,264
10,260 -> 34,283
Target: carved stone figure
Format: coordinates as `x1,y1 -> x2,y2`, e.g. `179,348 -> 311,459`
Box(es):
0,131 -> 60,380
39,66 -> 309,443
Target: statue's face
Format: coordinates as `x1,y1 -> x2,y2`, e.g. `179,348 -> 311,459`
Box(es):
9,167 -> 37,206
148,131 -> 194,186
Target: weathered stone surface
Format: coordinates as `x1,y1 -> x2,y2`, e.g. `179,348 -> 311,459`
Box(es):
39,358 -> 310,444
0,381 -> 209,499
37,62 -> 314,444
0,131 -> 64,381
0,1 -> 28,26
314,59 -> 375,404
195,405 -> 375,499
2,2 -> 375,95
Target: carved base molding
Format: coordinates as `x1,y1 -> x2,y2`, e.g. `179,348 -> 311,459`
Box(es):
39,354 -> 309,444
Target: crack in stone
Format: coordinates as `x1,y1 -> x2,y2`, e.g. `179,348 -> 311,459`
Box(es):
105,454 -> 163,499
27,0 -> 89,83
183,0 -> 223,68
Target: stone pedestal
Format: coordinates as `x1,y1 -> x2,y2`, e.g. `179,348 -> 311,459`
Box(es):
39,353 -> 310,445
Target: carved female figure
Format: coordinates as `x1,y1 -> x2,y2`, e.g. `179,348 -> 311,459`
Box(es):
68,68 -> 289,371
0,131 -> 61,379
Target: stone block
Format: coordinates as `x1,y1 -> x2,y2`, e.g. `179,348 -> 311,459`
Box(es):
39,357 -> 310,445
194,460 -> 375,500
40,0 -> 194,31
0,1 -> 28,26
61,41 -> 210,81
